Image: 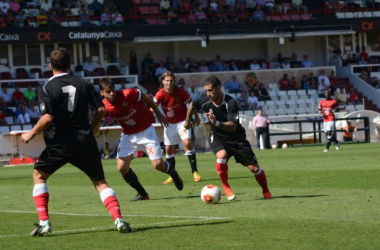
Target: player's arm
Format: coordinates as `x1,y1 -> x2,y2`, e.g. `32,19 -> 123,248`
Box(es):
208,112 -> 238,132
186,100 -> 200,126
143,93 -> 168,127
21,114 -> 54,144
91,106 -> 106,134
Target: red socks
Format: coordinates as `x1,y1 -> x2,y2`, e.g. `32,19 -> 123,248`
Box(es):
216,159 -> 230,190
33,183 -> 49,221
254,168 -> 269,193
100,188 -> 122,221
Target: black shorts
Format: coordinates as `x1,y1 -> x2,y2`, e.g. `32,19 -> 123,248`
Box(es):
35,143 -> 105,181
209,134 -> 258,166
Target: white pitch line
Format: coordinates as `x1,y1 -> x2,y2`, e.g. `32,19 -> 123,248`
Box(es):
0,218 -> 228,238
0,210 -> 229,220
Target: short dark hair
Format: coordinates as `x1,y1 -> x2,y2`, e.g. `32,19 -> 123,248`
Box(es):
50,47 -> 71,72
99,76 -> 114,90
204,76 -> 221,88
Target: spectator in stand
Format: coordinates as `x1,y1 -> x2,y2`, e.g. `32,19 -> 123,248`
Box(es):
252,5 -> 264,22
318,69 -> 331,90
88,0 -> 103,18
224,75 -> 242,93
292,0 -> 307,13
279,73 -> 291,90
112,9 -> 124,26
129,50 -> 138,75
236,4 -> 252,22
358,56 -> 368,65
7,11 -> 17,28
250,58 -> 261,71
183,0 -> 191,14
220,60 -> 230,71
40,0 -> 53,12
36,9 -> 49,27
270,57 -> 281,69
229,60 -> 239,71
248,91 -> 261,111
308,71 -> 318,90
261,57 -> 271,70
15,103 -> 31,124
167,7 -> 179,24
0,87 -> 12,105
9,0 -> 21,13
206,6 -> 217,23
83,56 -> 100,76
358,69 -> 369,81
368,75 -> 379,88
0,0 -> 10,17
186,9 -> 197,23
346,0 -> 360,9
342,120 -> 358,142
142,52 -> 154,81
199,60 -> 209,72
208,59 -> 219,72
210,0 -> 219,11
246,0 -> 257,12
24,86 -> 36,106
236,90 -> 250,111
188,59 -> 200,72
160,0 -> 171,14
15,9 -> 27,27
290,54 -> 303,68
188,84 -> 201,101
195,6 -> 208,22
255,0 -> 266,7
277,52 -> 284,64
49,9 -> 61,27
290,76 -> 300,90
176,58 -> 187,73
336,87 -> 347,105
317,78 -> 330,97
100,7 -> 112,26
0,96 -> 8,112
12,86 -> 24,106
103,0 -> 116,11
27,103 -> 41,125
0,109 -> 6,125
257,83 -> 271,101
282,58 -> 291,69
329,70 -> 339,95
168,63 -> 178,74
347,88 -> 360,105
300,75 -> 311,91
226,6 -> 238,22
155,61 -> 168,81
301,55 -> 314,68
264,0 -> 275,12
214,55 -> 223,71
367,0 -> 380,8
178,78 -> 186,89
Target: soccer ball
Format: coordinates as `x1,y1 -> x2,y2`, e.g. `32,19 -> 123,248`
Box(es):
201,185 -> 221,204
282,143 -> 288,149
271,144 -> 278,149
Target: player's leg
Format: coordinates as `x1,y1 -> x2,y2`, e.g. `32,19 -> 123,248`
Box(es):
211,136 -> 235,200
179,122 -> 201,182
140,125 -> 183,190
162,144 -> 176,184
71,148 -> 131,233
93,180 -> 131,233
117,134 -> 149,200
324,122 -> 333,152
30,151 -> 66,236
234,139 -> 272,199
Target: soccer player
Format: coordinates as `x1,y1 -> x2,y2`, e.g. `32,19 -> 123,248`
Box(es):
154,71 -> 202,184
318,89 -> 340,153
20,48 -> 131,236
184,76 -> 272,201
99,76 -> 183,201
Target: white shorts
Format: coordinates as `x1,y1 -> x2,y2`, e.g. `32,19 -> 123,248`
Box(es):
117,125 -> 162,160
323,121 -> 335,132
164,120 -> 191,146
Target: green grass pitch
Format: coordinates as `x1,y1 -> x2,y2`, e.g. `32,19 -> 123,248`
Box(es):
1,143 -> 379,249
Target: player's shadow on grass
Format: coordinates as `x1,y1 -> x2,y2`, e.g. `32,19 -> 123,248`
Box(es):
0,176 -> 30,181
201,176 -> 251,182
47,220 -> 233,237
270,194 -> 328,199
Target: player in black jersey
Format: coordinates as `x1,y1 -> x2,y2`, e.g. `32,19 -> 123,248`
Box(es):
21,47 -> 131,236
184,76 -> 272,201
